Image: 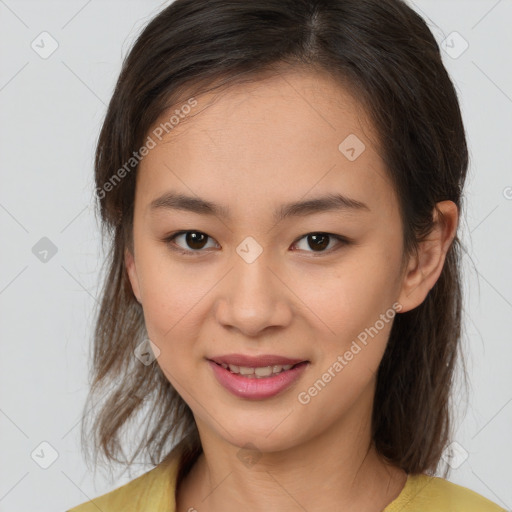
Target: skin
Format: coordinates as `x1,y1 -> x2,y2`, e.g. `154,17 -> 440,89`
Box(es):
125,68 -> 458,512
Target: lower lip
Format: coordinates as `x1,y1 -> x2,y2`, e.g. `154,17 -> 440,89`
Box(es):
208,361 -> 309,400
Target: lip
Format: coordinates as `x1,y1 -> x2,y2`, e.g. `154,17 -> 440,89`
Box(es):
208,353 -> 307,367
208,360 -> 309,400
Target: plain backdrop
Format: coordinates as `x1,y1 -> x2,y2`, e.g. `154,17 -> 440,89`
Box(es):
0,1 -> 511,511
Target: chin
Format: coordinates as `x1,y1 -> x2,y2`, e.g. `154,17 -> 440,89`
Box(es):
210,418 -> 307,455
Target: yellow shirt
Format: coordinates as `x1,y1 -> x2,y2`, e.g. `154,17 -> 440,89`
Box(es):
67,447 -> 507,512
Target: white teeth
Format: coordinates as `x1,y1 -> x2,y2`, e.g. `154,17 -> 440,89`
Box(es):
254,366 -> 273,377
223,363 -> 296,378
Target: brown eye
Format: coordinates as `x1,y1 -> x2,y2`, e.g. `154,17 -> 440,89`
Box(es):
307,234 -> 330,251
184,232 -> 208,250
165,231 -> 218,254
292,232 -> 348,254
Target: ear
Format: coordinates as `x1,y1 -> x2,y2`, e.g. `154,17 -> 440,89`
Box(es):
124,246 -> 142,303
397,200 -> 458,313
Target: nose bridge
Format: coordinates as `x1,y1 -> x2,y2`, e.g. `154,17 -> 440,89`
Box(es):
214,239 -> 291,335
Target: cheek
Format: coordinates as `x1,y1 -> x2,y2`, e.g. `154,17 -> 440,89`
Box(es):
135,255 -> 208,394
293,257 -> 399,416
134,245 -> 226,383
294,249 -> 399,337
134,239 -> 207,321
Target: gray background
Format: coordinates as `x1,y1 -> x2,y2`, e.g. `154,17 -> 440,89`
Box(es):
0,1 -> 511,510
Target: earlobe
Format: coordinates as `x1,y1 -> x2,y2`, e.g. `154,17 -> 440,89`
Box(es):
397,200 -> 458,313
124,247 -> 142,303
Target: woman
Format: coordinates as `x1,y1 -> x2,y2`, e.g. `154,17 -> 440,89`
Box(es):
68,0 -> 506,510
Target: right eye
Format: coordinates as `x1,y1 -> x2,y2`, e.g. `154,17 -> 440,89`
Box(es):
163,230 -> 220,255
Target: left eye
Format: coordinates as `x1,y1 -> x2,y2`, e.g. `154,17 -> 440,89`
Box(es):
292,233 -> 347,253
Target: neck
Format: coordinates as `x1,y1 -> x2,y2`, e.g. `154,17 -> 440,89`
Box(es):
176,385 -> 407,512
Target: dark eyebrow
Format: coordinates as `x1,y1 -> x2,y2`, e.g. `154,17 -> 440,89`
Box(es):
149,191 -> 370,223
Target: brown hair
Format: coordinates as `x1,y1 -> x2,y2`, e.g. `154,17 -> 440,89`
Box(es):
82,0 -> 469,480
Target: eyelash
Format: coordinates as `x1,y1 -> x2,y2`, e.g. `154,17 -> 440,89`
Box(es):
162,230 -> 350,257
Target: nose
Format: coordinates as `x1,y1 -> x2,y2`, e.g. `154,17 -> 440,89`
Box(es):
213,250 -> 293,338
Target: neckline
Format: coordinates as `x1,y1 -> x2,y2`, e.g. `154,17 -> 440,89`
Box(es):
383,473 -> 432,511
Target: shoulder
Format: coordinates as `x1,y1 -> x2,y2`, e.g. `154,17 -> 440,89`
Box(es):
66,448 -> 182,512
385,473 -> 507,512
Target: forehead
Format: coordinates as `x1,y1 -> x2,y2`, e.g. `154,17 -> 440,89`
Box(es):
136,69 -> 397,222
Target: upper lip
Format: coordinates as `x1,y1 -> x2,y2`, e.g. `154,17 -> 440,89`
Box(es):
208,354 -> 307,367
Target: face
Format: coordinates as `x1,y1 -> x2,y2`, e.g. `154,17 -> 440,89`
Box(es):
125,69 -> 413,454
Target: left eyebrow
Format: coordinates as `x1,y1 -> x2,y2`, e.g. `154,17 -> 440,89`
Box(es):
148,191 -> 370,223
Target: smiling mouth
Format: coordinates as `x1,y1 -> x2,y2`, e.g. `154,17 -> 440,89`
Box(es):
211,361 -> 308,378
